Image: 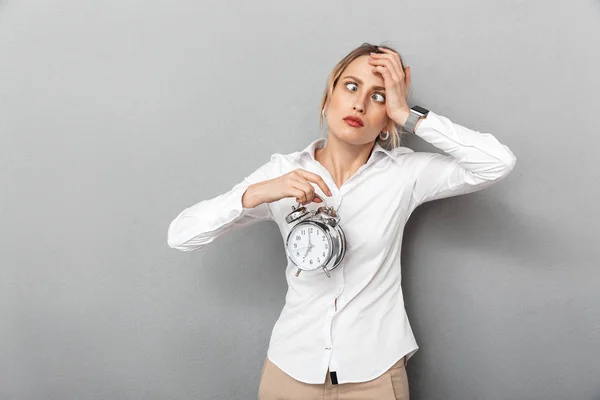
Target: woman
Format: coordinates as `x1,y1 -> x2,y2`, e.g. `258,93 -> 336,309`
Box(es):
167,42 -> 517,399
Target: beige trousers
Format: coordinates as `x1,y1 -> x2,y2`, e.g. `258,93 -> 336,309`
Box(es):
258,355 -> 409,400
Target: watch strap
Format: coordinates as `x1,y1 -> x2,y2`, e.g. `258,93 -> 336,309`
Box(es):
403,106 -> 430,133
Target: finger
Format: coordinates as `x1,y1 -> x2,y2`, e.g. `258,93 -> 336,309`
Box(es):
375,47 -> 406,77
296,192 -> 323,205
295,169 -> 333,197
371,64 -> 398,90
368,57 -> 401,85
369,52 -> 403,83
290,177 -> 319,203
289,185 -> 320,204
370,60 -> 409,100
404,66 -> 411,90
374,58 -> 411,97
290,188 -> 308,203
306,196 -> 323,204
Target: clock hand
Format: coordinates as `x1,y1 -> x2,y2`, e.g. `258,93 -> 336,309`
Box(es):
304,229 -> 313,257
303,244 -> 310,258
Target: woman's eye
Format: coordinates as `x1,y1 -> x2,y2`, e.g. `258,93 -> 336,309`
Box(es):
373,93 -> 385,103
345,82 -> 358,91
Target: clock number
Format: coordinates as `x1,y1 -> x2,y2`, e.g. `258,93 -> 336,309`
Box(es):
295,235 -> 301,241
301,229 -> 306,235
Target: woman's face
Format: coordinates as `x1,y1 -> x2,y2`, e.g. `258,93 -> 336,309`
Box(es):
324,55 -> 389,147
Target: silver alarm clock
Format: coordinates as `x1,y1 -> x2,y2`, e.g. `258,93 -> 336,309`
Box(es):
284,201 -> 346,278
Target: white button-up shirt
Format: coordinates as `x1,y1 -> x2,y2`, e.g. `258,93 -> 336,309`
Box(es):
167,110 -> 517,384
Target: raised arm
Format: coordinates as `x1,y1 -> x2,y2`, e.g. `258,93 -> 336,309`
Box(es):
166,154 -> 280,251
408,110 -> 517,206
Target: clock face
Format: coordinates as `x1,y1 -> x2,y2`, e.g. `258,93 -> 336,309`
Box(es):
288,223 -> 330,270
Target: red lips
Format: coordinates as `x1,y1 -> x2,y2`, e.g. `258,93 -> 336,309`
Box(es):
343,115 -> 364,126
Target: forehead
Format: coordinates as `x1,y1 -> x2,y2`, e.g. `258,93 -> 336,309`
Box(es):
341,55 -> 385,86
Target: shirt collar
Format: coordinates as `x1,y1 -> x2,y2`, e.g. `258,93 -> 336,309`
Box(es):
293,137 -> 401,163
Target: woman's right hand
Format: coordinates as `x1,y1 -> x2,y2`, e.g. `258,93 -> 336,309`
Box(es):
243,169 -> 333,208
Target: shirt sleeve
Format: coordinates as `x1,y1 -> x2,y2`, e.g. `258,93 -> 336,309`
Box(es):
409,110 -> 517,206
167,154 -> 281,251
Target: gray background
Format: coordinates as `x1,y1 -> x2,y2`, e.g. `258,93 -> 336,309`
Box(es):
1,0 -> 599,399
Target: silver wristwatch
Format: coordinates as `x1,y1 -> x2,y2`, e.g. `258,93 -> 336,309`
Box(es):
402,106 -> 430,133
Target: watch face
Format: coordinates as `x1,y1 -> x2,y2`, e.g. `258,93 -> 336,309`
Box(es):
411,105 -> 429,116
287,222 -> 330,270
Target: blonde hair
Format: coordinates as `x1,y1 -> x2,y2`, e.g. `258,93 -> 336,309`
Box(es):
319,42 -> 410,150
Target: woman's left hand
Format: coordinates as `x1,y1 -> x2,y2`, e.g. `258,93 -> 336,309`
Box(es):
368,47 -> 412,126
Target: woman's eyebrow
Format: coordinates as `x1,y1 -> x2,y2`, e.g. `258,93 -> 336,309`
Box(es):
342,75 -> 385,91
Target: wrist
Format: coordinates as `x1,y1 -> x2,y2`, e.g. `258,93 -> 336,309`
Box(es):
391,107 -> 411,128
414,117 -> 424,132
394,106 -> 428,133
242,183 -> 265,209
